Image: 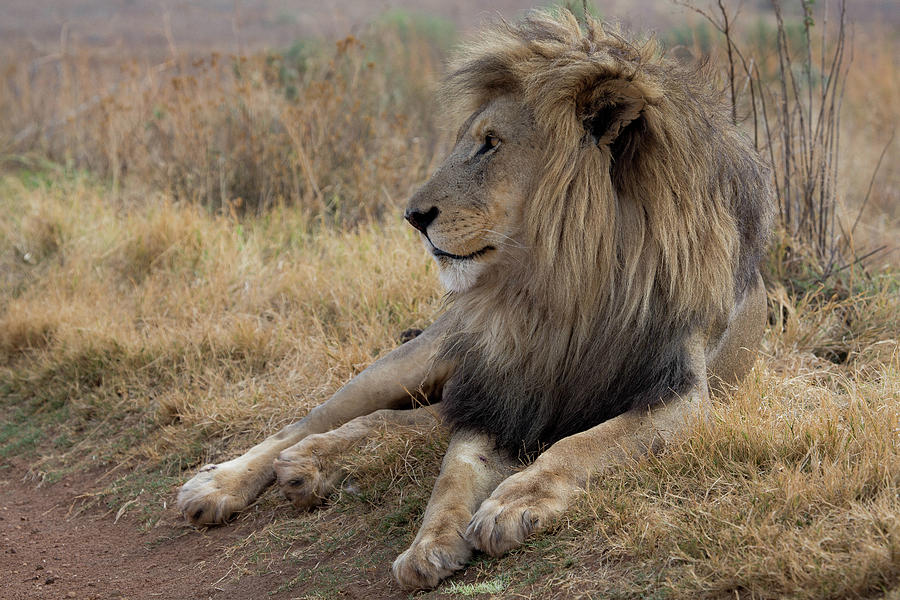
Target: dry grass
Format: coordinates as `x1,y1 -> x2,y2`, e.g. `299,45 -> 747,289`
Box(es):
1,4 -> 898,599
1,160 -> 896,600
0,170 -> 442,468
1,14 -> 447,219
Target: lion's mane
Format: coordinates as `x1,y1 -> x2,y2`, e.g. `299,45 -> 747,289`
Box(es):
436,10 -> 773,456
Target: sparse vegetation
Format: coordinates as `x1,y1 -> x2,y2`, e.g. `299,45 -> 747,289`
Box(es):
0,2 -> 897,599
443,576 -> 509,595
676,0 -> 896,285
2,14 -> 447,220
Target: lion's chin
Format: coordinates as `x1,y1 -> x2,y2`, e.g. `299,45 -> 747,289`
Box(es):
437,258 -> 484,293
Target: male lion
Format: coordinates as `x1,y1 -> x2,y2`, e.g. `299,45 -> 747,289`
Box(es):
177,10 -> 773,590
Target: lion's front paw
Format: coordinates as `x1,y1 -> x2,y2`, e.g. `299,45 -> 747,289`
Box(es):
465,471 -> 572,557
177,461 -> 267,526
391,531 -> 471,590
273,434 -> 344,510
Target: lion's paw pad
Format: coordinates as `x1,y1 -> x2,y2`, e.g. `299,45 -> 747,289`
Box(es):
466,477 -> 568,557
177,462 -> 255,526
391,535 -> 470,590
273,448 -> 341,511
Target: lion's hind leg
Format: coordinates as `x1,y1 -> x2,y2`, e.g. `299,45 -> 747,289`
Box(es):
274,405 -> 441,510
392,430 -> 516,590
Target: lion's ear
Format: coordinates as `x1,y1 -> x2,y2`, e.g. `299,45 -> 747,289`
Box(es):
579,81 -> 646,147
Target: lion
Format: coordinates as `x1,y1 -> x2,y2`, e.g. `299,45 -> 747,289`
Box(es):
177,9 -> 773,590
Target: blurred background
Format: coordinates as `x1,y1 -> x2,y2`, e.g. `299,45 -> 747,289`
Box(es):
3,1 -> 899,51
2,1 -> 897,243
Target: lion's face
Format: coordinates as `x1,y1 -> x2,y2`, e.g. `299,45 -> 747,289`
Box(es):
405,96 -> 541,292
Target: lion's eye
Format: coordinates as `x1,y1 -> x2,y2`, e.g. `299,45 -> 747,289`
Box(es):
476,133 -> 501,156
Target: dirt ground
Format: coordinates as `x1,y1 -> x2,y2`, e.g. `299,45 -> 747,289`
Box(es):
0,460 -> 393,600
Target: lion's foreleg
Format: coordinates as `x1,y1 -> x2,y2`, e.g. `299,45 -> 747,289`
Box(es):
177,318 -> 453,526
274,404 -> 442,510
392,430 -> 516,590
467,340 -> 710,556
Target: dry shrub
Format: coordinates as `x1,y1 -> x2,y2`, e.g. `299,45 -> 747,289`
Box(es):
2,16 -> 447,221
765,267 -> 900,369
0,173 -> 68,299
838,23 -> 900,257
20,211 -> 64,262
674,0 -> 899,286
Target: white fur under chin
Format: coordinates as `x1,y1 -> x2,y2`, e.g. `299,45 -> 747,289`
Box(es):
437,258 -> 483,292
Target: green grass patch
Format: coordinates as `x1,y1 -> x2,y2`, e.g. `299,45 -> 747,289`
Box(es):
442,576 -> 509,596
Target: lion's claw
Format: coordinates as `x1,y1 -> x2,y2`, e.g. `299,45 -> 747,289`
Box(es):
466,472 -> 569,556
465,498 -> 529,557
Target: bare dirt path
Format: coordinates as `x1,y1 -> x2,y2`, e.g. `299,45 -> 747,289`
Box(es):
0,461 -> 306,600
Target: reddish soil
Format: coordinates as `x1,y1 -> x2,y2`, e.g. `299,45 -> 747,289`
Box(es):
0,461 -> 313,600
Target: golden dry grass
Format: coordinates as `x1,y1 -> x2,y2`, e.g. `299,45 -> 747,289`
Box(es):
1,6 -> 898,599
1,161 -> 896,600
1,17 -> 446,219
0,170 -> 442,464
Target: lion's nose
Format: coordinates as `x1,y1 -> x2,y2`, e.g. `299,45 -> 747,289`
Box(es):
404,206 -> 439,233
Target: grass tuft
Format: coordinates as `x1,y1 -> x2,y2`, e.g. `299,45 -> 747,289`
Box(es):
442,577 -> 509,596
